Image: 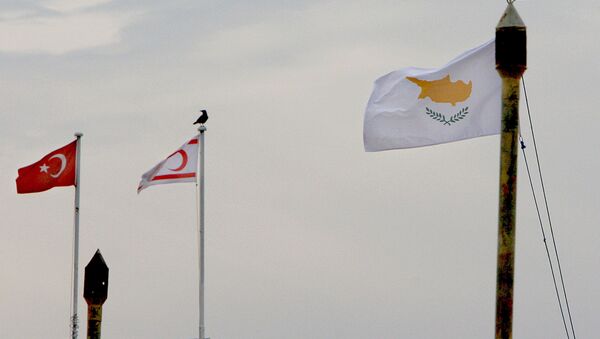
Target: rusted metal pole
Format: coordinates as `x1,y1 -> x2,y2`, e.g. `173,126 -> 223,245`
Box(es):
86,304 -> 103,339
84,250 -> 109,339
495,3 -> 526,339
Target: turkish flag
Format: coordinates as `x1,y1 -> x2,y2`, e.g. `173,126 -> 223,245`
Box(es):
16,140 -> 78,194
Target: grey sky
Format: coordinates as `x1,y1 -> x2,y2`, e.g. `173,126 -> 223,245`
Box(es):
1,1 -> 600,338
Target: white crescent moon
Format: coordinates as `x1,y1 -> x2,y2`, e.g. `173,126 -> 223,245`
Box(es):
49,154 -> 67,178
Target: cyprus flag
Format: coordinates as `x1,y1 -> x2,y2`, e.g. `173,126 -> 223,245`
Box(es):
363,39 -> 501,151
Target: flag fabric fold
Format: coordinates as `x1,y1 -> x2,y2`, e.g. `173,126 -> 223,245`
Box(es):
16,140 -> 78,194
138,136 -> 199,193
363,39 -> 501,151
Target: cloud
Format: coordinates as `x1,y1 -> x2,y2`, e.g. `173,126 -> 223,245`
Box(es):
0,1 -> 137,55
41,0 -> 113,12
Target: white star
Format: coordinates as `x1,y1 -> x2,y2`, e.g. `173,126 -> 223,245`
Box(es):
39,164 -> 49,173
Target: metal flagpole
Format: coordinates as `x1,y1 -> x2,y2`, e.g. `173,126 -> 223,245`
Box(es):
197,125 -> 206,339
494,3 -> 526,339
71,132 -> 83,339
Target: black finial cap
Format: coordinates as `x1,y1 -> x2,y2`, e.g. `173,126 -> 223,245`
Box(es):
496,3 -> 527,77
84,249 -> 109,305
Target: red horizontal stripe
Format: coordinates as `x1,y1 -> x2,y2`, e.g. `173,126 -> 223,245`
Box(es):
152,172 -> 195,181
188,138 -> 198,145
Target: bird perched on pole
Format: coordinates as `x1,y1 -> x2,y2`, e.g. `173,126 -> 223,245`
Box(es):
193,110 -> 209,125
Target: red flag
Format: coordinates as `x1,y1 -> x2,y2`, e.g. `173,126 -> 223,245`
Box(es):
16,140 -> 78,194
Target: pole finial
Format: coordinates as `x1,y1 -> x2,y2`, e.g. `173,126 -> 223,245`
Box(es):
75,132 -> 83,138
84,249 -> 109,304
496,1 -> 526,78
497,2 -> 525,28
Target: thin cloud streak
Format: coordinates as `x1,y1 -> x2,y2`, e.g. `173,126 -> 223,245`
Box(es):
0,1 -> 138,54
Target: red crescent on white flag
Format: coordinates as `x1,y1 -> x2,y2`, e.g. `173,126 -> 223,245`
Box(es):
48,154 -> 67,178
167,150 -> 188,172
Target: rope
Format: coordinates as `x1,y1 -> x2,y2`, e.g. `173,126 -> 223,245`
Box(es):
521,76 -> 577,338
519,136 -> 570,338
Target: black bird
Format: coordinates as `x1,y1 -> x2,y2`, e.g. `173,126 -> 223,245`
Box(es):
193,110 -> 208,125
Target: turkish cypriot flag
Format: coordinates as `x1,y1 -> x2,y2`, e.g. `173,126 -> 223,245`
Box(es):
138,136 -> 199,193
363,39 -> 501,151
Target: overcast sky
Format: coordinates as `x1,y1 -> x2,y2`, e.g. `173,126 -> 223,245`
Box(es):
2,1 -> 600,338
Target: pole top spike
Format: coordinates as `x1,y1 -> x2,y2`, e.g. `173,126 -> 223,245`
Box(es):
497,3 -> 525,28
198,125 -> 207,133
87,249 -> 107,268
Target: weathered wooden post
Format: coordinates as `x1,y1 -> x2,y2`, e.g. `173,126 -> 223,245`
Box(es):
84,250 -> 109,339
494,2 -> 526,339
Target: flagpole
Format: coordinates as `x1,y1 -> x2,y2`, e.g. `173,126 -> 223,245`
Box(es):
71,132 -> 83,339
197,125 -> 206,339
494,3 -> 526,339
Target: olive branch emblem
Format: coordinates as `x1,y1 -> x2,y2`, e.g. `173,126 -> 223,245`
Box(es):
425,106 -> 469,126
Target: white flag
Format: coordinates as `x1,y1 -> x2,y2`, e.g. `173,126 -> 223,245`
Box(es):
138,136 -> 199,193
363,39 -> 501,151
